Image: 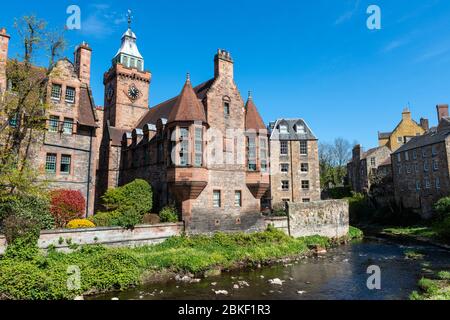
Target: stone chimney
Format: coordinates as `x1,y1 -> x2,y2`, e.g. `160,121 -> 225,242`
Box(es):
402,107 -> 412,121
437,104 -> 449,122
420,118 -> 429,131
74,42 -> 92,85
0,28 -> 10,93
214,49 -> 234,79
352,144 -> 362,161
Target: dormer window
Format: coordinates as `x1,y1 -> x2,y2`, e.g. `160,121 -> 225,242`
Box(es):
296,125 -> 305,134
280,124 -> 288,134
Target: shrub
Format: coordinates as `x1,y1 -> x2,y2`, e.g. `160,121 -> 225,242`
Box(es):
348,226 -> 364,240
3,215 -> 41,259
142,213 -> 161,225
88,211 -> 121,227
50,190 -> 85,228
434,216 -> 450,240
159,205 -> 179,223
0,194 -> 54,231
434,197 -> 450,220
101,179 -> 152,215
115,206 -> 142,229
66,219 -> 96,229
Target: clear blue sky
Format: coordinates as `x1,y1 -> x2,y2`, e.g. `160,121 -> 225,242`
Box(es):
3,0 -> 450,148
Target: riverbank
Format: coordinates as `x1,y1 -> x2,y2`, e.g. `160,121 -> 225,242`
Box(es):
411,271 -> 450,300
0,226 -> 363,300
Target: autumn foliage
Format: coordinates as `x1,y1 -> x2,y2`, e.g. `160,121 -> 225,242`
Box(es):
50,190 -> 85,228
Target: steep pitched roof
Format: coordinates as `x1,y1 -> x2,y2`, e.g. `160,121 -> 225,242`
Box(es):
78,85 -> 98,127
394,117 -> 450,154
245,97 -> 266,130
136,79 -> 214,128
167,78 -> 207,123
108,126 -> 127,146
361,146 -> 389,160
269,119 -> 317,141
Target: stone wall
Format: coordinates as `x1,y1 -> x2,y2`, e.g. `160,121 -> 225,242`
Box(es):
287,200 -> 349,238
0,223 -> 183,254
264,216 -> 289,234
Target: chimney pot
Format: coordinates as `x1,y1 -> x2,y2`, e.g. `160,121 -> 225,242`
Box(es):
437,104 -> 449,122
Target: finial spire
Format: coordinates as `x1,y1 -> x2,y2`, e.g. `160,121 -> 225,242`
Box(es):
186,72 -> 190,82
127,9 -> 133,29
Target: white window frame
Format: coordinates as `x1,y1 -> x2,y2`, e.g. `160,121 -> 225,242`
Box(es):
51,84 -> 62,100
65,86 -> 75,103
213,190 -> 221,208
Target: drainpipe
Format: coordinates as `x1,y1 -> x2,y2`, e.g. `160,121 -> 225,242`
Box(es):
85,127 -> 93,217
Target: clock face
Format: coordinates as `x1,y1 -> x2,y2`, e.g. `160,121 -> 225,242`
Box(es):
127,84 -> 140,101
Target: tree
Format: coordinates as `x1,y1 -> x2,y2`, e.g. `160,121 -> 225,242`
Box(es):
332,137 -> 352,185
0,15 -> 66,197
319,138 -> 352,188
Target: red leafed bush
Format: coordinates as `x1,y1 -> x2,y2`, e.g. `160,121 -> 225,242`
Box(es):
50,190 -> 86,228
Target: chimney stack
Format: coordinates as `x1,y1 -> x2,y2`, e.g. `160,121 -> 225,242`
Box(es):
437,104 -> 449,122
0,28 -> 10,93
420,118 -> 429,131
402,107 -> 412,121
74,42 -> 92,86
214,49 -> 234,79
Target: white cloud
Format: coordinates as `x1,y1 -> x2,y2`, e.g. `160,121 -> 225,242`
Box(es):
79,4 -> 128,38
335,0 -> 361,25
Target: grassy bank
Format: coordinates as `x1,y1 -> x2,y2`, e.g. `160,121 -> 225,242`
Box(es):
0,226 -> 363,300
381,225 -> 450,248
410,271 -> 450,300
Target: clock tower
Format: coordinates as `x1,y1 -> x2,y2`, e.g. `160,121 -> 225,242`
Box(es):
103,15 -> 151,130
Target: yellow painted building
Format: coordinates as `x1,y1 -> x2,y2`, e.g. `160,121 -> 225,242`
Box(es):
378,108 -> 428,151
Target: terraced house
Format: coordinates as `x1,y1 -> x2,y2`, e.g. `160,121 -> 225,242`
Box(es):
0,28 -> 101,215
392,105 -> 450,218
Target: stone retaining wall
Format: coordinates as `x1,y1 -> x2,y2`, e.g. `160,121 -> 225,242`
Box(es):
287,200 -> 349,238
0,223 -> 184,254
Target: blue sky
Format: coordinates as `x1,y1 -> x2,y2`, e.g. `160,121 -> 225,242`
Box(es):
2,0 -> 450,148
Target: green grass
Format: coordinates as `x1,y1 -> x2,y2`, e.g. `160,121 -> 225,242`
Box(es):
348,226 -> 364,240
410,271 -> 450,300
1,226 -> 353,300
383,226 -> 438,239
404,250 -> 424,260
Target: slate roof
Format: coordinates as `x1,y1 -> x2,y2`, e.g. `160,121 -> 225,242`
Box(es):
136,79 -> 214,128
361,146 -> 389,160
378,132 -> 391,139
77,85 -> 99,127
167,78 -> 206,123
269,118 -> 317,141
108,126 -> 127,146
394,117 -> 450,154
245,97 -> 266,130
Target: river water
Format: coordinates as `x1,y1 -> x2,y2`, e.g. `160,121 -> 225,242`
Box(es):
90,237 -> 450,300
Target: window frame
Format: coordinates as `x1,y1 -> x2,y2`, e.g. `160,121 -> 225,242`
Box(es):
60,154 -> 71,175
300,141 -> 308,155
281,180 -> 290,191
45,153 -> 57,174
63,118 -> 74,135
301,163 -> 309,172
234,191 -> 242,207
301,180 -> 310,190
51,84 -> 62,100
280,141 -> 288,156
213,190 -> 221,208
65,86 -> 76,104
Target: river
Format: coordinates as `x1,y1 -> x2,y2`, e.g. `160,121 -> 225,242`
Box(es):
89,237 -> 450,300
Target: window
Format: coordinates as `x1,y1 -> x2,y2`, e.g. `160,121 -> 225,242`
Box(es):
302,180 -> 310,190
432,145 -> 438,156
247,136 -> 256,171
51,84 -> 62,100
9,114 -> 18,127
63,118 -> 73,135
280,125 -> 288,134
370,157 -> 376,166
414,163 -> 419,173
48,115 -> 59,132
301,163 -> 309,172
397,136 -> 403,143
302,198 -> 310,203
223,97 -> 230,117
280,141 -> 288,155
423,161 -> 429,172
260,137 -> 268,172
404,152 -> 409,161
281,180 -> 289,191
130,58 -> 136,68
406,165 -> 411,174
433,160 -> 439,171
234,191 -> 242,207
436,177 -> 441,189
412,150 -> 417,160
398,165 -> 402,175
281,163 -> 289,173
122,56 -> 129,67
422,148 -> 427,158
296,125 -> 305,134
179,127 -> 189,166
425,178 -> 431,189
65,87 -> 75,103
213,190 -> 221,208
45,153 -> 57,173
137,60 -> 143,71
397,153 -> 401,163
194,128 -> 203,167
60,155 -> 71,174
416,181 -> 421,191
300,141 -> 308,155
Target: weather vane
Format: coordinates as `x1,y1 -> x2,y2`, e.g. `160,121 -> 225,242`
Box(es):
127,9 -> 133,28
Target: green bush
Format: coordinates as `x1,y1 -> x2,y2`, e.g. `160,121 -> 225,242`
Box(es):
102,179 -> 152,215
434,197 -> 450,220
348,226 -> 364,240
434,216 -> 450,240
116,206 -> 142,229
0,194 -> 54,231
327,186 -> 352,199
88,211 -> 122,227
159,205 -> 179,223
3,215 -> 41,260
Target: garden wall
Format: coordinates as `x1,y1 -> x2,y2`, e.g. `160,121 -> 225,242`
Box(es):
264,217 -> 289,234
0,223 -> 184,254
287,200 -> 349,238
